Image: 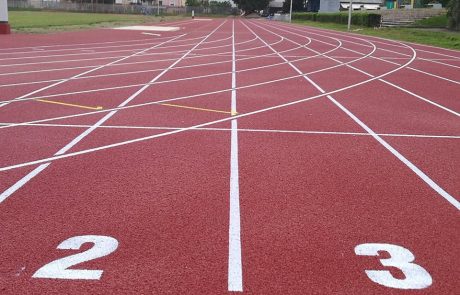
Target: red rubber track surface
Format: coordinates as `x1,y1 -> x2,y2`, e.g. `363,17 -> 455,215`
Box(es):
0,18 -> 459,294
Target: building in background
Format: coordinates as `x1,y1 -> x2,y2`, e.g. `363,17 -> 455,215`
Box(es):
115,0 -> 186,6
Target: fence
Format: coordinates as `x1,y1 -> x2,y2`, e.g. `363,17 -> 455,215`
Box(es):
7,0 -> 236,15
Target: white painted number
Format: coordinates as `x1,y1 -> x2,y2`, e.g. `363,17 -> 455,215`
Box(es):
354,243 -> 432,290
33,235 -> 118,280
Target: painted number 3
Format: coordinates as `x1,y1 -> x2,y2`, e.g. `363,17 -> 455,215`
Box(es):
33,235 -> 119,280
355,243 -> 432,290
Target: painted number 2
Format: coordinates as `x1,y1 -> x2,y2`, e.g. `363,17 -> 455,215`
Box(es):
354,243 -> 432,290
33,235 -> 119,280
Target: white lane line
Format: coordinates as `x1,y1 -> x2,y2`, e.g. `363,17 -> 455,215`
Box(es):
0,35 -> 273,78
261,21 -> 460,117
0,37 -> 170,53
228,121 -> 243,292
0,34 -> 233,65
1,40 -> 342,109
276,23 -> 460,84
0,33 -> 187,109
416,48 -> 460,60
0,20 -> 200,53
0,25 -> 218,59
267,23 -> 460,116
0,22 -> 422,172
0,37 -> 285,93
142,32 -> 162,36
250,21 -> 460,211
330,97 -> 460,210
114,26 -> 179,32
228,19 -> 243,293
0,164 -> 49,203
0,44 -> 406,131
419,57 -> 460,69
0,37 -> 262,88
0,47 -> 144,62
0,25 -> 224,204
1,122 -> 459,139
0,37 -> 224,68
0,45 -> 366,130
2,39 -> 169,56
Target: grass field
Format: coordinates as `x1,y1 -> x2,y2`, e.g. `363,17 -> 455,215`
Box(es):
6,10 -> 460,50
8,11 -> 185,32
293,19 -> 460,50
414,14 -> 448,28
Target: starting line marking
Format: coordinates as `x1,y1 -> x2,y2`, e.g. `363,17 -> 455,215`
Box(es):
160,103 -> 235,115
114,25 -> 179,32
0,122 -> 459,139
36,99 -> 103,110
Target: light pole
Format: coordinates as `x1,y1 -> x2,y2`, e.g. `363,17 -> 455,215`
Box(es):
289,0 -> 293,23
347,0 -> 353,30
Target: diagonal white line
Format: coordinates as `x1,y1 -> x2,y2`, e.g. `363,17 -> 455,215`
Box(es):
262,21 -> 460,116
248,20 -> 459,210
0,22 -> 226,204
0,32 -> 187,109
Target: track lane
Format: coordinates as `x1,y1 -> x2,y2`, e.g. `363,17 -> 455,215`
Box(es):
0,18 -> 458,295
0,131 -> 232,294
0,20 -> 227,206
237,131 -> 459,294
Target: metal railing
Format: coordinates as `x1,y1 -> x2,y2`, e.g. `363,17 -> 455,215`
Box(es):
7,0 -> 236,15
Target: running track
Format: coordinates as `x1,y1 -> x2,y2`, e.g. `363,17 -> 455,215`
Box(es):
0,18 -> 459,294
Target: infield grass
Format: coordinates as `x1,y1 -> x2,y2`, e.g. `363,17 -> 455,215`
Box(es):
292,19 -> 460,50
8,11 -> 186,33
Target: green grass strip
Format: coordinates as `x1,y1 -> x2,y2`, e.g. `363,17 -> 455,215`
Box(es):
292,19 -> 460,50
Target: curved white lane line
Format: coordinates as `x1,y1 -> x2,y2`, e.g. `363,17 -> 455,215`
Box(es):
0,37 -> 313,105
257,21 -> 459,210
263,21 -> 460,116
279,22 -> 460,77
0,38 -> 368,126
0,36 -> 261,78
0,18 -> 215,53
0,35 -> 234,68
0,29 -> 417,171
0,20 -> 229,204
0,34 -> 219,62
0,36 -> 276,79
0,33 -> 188,110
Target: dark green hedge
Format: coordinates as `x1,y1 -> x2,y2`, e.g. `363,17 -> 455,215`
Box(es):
447,0 -> 460,30
292,12 -> 382,27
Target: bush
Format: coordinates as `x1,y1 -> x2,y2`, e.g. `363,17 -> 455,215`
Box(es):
447,0 -> 460,30
292,12 -> 382,27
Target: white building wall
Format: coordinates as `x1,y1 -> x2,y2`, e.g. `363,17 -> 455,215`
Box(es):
269,0 -> 284,8
0,0 -> 8,22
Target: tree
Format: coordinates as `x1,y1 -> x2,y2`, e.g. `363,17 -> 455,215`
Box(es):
209,0 -> 232,7
447,0 -> 460,30
233,0 -> 270,12
282,0 -> 305,13
185,0 -> 202,6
